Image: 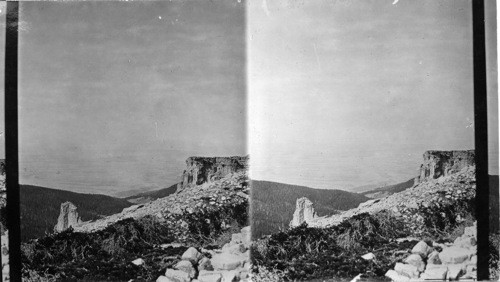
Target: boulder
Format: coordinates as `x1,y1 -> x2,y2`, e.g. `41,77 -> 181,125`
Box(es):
361,252 -> 375,260
411,241 -> 432,258
211,253 -> 244,270
198,257 -> 213,271
463,223 -> 477,239
174,260 -> 196,278
453,236 -> 476,249
385,269 -> 410,281
132,258 -> 145,266
220,270 -> 239,282
197,272 -> 222,282
181,247 -> 202,264
446,264 -> 463,280
421,265 -> 447,280
394,263 -> 419,279
222,243 -> 247,254
439,247 -> 471,264
427,251 -> 441,265
164,269 -> 190,282
404,254 -> 425,272
156,276 -> 174,282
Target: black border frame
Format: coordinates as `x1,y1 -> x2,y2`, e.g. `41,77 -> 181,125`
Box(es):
2,1 -> 495,281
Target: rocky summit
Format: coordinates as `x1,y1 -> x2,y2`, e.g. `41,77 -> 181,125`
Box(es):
297,164 -> 475,232
177,156 -> 249,193
414,150 -> 474,185
75,169 -> 249,235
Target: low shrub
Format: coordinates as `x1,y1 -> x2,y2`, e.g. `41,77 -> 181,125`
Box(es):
22,200 -> 248,281
251,211 -> 411,281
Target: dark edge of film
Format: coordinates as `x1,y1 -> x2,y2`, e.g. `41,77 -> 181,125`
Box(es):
0,1 -> 495,282
472,0 -> 490,280
5,1 -> 20,282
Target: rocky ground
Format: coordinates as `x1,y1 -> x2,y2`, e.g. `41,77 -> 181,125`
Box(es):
22,157 -> 251,281
156,226 -> 251,282
385,223 -> 477,281
75,171 -> 248,234
306,166 -> 475,233
253,160 -> 478,281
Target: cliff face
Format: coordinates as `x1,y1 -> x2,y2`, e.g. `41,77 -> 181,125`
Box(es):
54,202 -> 82,232
414,150 -> 475,185
177,156 -> 249,192
290,197 -> 318,228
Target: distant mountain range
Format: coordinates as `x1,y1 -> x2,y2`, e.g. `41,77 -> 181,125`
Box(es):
360,178 -> 415,199
124,183 -> 178,204
251,180 -> 369,239
20,185 -> 132,241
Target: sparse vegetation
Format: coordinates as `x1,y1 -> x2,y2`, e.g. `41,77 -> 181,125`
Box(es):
252,211 -> 412,281
415,193 -> 475,239
22,200 -> 248,281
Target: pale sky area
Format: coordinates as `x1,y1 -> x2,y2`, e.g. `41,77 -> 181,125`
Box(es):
0,1 -> 496,195
17,1 -> 246,195
248,0 -> 497,191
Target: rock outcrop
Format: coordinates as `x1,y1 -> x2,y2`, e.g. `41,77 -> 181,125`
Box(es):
303,161 -> 475,231
414,150 -> 474,185
177,156 -> 249,193
290,197 -> 318,228
156,226 -> 251,282
76,160 -> 249,234
385,222 -> 477,281
54,202 -> 82,232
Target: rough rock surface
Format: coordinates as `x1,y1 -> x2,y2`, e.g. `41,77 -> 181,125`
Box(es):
159,226 -> 251,282
303,165 -> 475,231
54,202 -> 82,232
75,163 -> 249,235
289,197 -> 318,228
178,156 -> 248,193
385,221 -> 477,281
414,150 -> 474,185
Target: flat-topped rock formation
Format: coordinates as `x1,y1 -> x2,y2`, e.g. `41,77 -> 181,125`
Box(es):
76,156 -> 249,233
177,156 -> 249,193
414,150 -> 474,185
289,150 -> 476,231
54,202 -> 82,232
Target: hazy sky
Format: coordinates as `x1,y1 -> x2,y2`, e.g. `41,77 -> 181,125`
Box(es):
3,0 -> 499,194
18,1 -> 246,194
248,0 -> 493,190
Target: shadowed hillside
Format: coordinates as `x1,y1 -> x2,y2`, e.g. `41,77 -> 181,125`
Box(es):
20,185 -> 133,241
252,180 -> 369,239
125,183 -> 178,204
